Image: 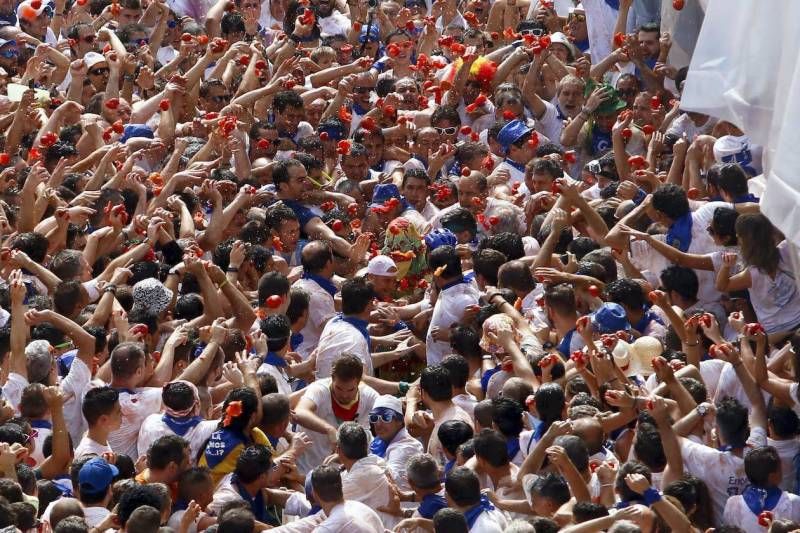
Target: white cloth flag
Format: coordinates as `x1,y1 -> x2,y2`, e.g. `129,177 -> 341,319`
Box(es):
681,0 -> 800,247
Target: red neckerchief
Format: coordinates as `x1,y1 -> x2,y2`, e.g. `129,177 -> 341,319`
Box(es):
331,389 -> 360,423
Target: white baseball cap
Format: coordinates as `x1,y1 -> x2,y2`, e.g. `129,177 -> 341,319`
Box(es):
83,52 -> 107,70
372,394 -> 403,414
366,255 -> 398,277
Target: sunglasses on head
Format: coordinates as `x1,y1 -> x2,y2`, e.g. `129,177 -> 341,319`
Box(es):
89,67 -> 109,76
435,126 -> 457,135
370,412 -> 397,424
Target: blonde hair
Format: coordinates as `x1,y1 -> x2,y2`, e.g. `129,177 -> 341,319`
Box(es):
310,46 -> 336,63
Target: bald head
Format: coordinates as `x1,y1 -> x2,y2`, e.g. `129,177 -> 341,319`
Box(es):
571,417 -> 605,455
50,498 -> 85,530
301,240 -> 333,275
501,377 -> 534,405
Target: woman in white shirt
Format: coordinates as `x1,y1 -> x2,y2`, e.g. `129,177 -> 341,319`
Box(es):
717,214 -> 800,341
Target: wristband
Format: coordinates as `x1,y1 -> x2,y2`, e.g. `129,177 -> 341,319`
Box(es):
227,267 -> 239,272
398,381 -> 410,395
642,487 -> 662,506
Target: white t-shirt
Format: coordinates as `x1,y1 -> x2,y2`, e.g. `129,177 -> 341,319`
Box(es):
535,100 -> 566,147
292,277 -> 337,359
629,201 -> 727,308
137,414 -> 217,463
768,437 -> 800,493
315,317 -> 372,378
60,357 -> 92,444
666,113 -> 716,143
257,361 -> 293,396
493,160 -> 526,187
468,507 -> 508,533
74,436 -> 113,459
426,281 -> 480,365
427,404 -> 474,466
207,473 -> 246,516
452,393 -> 477,419
29,422 -> 52,465
723,491 -> 800,531
316,501 -> 384,533
382,428 -> 425,492
106,387 -> 163,459
3,372 -> 28,413
748,241 -> 800,334
295,378 -> 378,475
342,455 -> 399,528
680,426 -> 768,523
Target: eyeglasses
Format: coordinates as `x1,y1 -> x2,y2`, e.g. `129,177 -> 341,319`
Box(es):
435,126 -> 457,136
353,86 -> 375,94
89,67 -> 109,76
370,413 -> 397,424
0,49 -> 17,59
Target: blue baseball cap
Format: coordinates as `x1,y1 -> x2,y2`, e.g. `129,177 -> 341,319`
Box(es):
424,229 -> 457,251
120,124 -> 154,144
370,183 -> 403,208
497,119 -> 532,154
359,25 -> 381,43
78,457 -> 119,494
590,302 -> 631,334
318,122 -> 345,141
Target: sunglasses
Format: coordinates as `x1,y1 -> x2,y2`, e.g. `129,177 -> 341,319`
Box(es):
210,94 -> 232,103
435,126 -> 457,135
519,28 -> 544,37
167,20 -> 178,28
89,67 -> 109,76
353,86 -> 375,94
370,413 -> 397,424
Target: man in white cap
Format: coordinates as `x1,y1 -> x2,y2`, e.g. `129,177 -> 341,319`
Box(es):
365,255 -> 398,302
368,394 -> 423,492
82,52 -> 110,93
16,0 -> 57,45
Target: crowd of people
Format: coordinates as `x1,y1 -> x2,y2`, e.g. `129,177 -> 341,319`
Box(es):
0,0 -> 792,531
